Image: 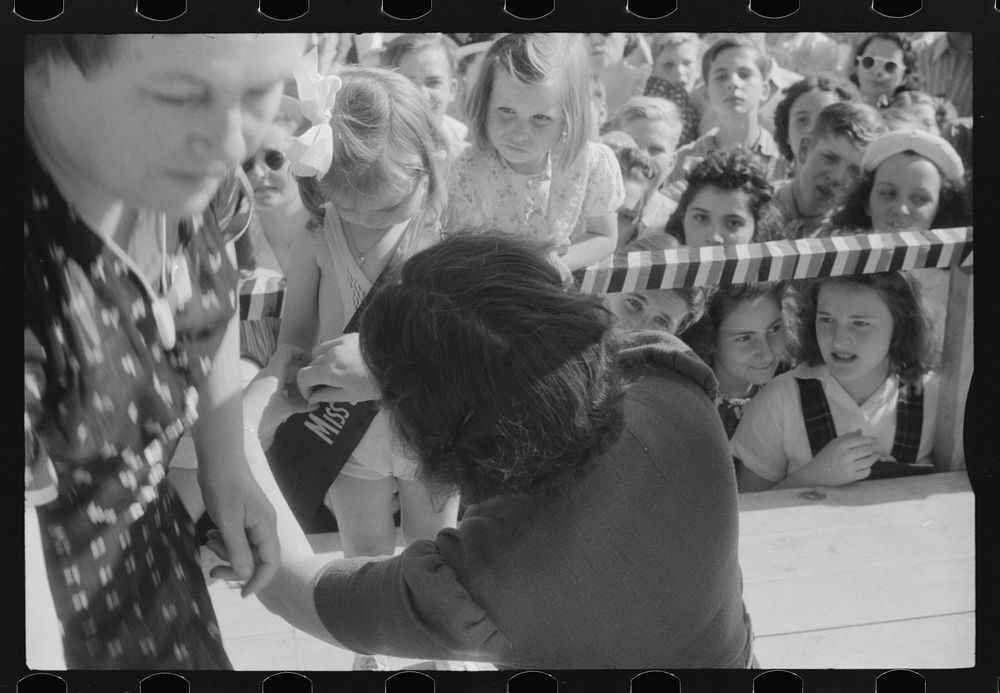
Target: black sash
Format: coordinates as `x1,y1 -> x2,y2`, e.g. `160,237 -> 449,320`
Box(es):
264,274 -> 387,532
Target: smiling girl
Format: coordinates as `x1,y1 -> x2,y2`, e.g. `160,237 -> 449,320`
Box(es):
447,33 -> 624,271
831,129 -> 969,235
732,273 -> 938,491
683,283 -> 789,439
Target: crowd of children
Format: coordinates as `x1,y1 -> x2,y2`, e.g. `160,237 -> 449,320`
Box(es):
224,31 -> 972,668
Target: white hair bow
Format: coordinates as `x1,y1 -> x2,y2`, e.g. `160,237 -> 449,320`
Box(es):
285,47 -> 343,179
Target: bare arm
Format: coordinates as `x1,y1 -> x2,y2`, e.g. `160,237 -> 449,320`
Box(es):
735,461 -> 779,493
736,431 -> 878,492
561,212 -> 618,271
193,308 -> 279,597
276,230 -> 324,351
231,346 -> 348,647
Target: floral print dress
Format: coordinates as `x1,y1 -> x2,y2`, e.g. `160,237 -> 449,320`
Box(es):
446,140 -> 625,252
24,144 -> 250,668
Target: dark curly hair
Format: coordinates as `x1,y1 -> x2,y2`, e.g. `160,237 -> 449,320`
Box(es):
610,145 -> 660,185
848,33 -> 919,102
796,272 -> 932,385
359,229 -> 626,504
772,77 -> 858,163
830,159 -> 971,232
663,147 -> 785,244
681,282 -> 791,369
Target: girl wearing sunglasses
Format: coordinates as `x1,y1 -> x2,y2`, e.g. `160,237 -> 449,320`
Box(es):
240,97 -> 311,276
848,33 -> 917,109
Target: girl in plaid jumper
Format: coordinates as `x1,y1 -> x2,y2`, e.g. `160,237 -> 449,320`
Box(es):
732,272 -> 938,492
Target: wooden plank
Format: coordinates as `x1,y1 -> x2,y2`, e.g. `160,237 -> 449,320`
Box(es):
752,612 -> 974,669
738,472 -> 972,528
742,557 -> 974,636
738,515 -> 974,582
738,473 -> 974,639
933,266 -> 973,471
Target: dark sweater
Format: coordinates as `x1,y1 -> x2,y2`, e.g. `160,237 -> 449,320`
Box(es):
313,331 -> 753,668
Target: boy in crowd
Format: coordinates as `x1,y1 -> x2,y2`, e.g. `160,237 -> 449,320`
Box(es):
693,33 -> 803,138
667,36 -> 784,188
772,101 -> 886,238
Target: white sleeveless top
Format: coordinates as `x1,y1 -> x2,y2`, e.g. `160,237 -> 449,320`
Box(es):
317,204 -> 434,477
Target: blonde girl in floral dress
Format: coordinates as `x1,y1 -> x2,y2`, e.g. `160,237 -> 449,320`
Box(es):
446,33 -> 624,272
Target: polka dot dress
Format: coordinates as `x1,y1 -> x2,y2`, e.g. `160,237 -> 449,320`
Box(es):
24,145 -> 249,669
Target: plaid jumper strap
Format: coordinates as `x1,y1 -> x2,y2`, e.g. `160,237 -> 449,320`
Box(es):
890,380 -> 924,465
797,377 -> 925,464
796,378 -> 838,457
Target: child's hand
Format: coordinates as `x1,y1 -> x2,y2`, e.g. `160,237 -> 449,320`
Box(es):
256,343 -> 311,391
206,528 -> 248,585
547,250 -> 575,287
253,345 -> 313,450
296,333 -> 380,404
805,430 -> 879,486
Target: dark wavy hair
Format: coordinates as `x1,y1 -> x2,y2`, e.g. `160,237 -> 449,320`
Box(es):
772,77 -> 858,163
848,33 -> 919,99
681,282 -> 791,369
796,273 -> 932,384
359,229 -> 626,503
829,158 -> 971,232
663,147 -> 785,244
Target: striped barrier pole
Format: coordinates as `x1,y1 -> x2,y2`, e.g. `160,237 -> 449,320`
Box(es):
574,228 -> 973,294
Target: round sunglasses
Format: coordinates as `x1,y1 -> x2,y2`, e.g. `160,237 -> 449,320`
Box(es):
241,149 -> 286,174
856,55 -> 900,74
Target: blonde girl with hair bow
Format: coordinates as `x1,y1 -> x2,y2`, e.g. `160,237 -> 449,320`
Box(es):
257,50 -> 460,669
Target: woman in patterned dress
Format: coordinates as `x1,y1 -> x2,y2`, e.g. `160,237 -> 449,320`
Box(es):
23,33 -> 305,668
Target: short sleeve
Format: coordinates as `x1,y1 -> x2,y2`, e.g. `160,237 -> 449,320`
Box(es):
581,142 -> 625,218
313,539 -> 513,662
730,377 -> 794,483
444,149 -> 484,227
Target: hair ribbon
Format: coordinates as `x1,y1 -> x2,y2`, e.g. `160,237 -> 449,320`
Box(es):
285,47 -> 342,179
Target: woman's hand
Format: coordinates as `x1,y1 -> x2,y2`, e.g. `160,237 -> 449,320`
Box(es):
547,250 -> 575,286
799,430 -> 880,486
295,333 -> 380,405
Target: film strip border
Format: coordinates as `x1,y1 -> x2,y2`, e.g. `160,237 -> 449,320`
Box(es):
576,227 -> 973,294
11,1 -> 983,23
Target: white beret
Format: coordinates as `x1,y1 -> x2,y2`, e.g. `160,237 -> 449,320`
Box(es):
861,129 -> 965,182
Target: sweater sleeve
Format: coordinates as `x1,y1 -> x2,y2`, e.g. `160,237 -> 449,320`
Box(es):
313,538 -> 514,663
